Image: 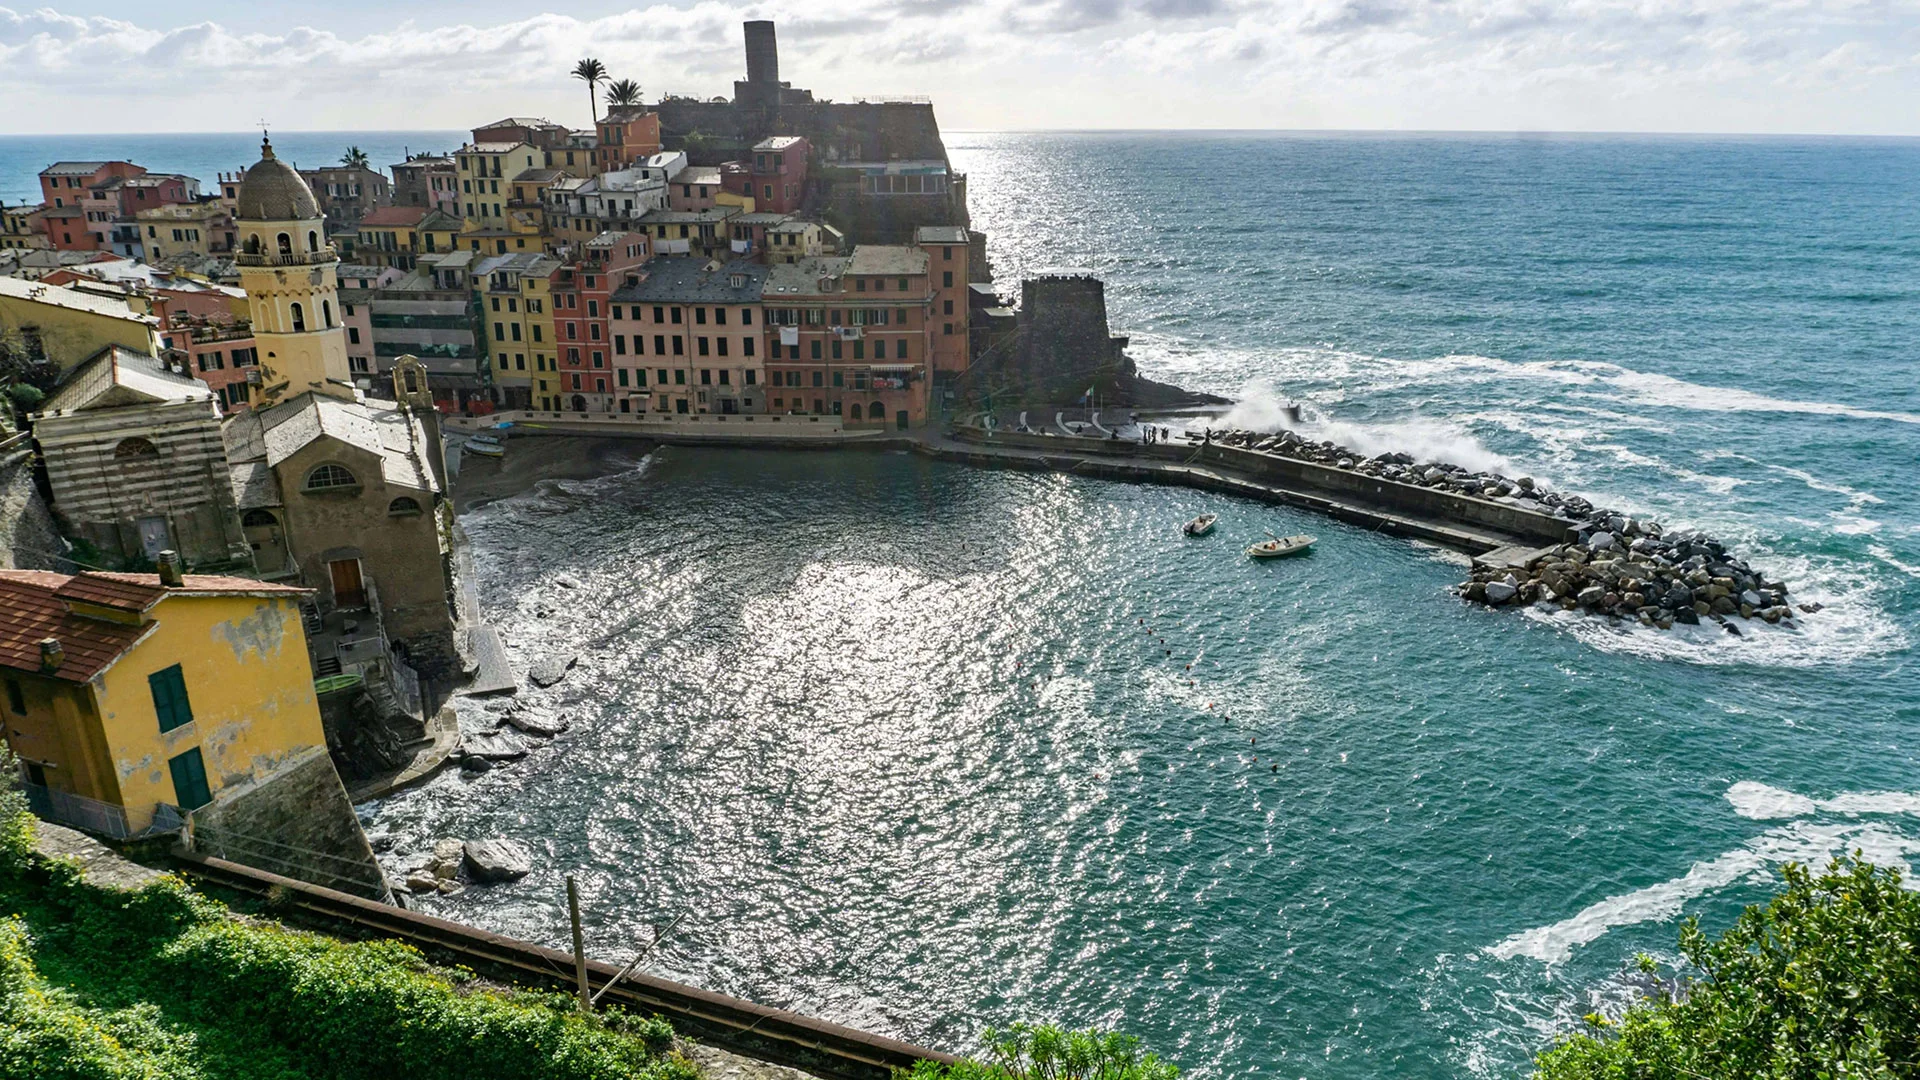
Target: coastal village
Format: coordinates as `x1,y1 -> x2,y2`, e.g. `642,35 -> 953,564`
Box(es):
0,17 -> 1847,1080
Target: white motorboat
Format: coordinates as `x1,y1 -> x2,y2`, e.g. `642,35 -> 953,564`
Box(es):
1247,534 -> 1316,559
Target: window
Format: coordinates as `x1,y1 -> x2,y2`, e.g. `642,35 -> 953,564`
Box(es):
943,246 -> 953,260
697,337 -> 710,357
388,496 -> 422,516
114,437 -> 159,459
674,369 -> 686,385
944,300 -> 954,315
348,326 -> 361,344
856,278 -> 867,292
943,271 -> 953,287
670,307 -> 682,324
701,369 -> 712,385
491,297 -> 501,312
901,277 -> 911,290
671,336 -> 684,356
304,463 -> 357,490
833,369 -> 845,388
743,338 -> 754,357
812,372 -> 824,387
149,664 -> 193,733
653,306 -> 664,322
168,747 -> 212,810
741,308 -> 753,326
614,335 -> 626,355
618,369 -> 629,387
5,678 -> 24,715
811,340 -> 822,360
290,302 -> 306,333
322,300 -> 334,327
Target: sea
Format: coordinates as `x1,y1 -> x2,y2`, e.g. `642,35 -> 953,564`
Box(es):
14,131 -> 1920,1077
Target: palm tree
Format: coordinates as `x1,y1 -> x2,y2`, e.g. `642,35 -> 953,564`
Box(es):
341,146 -> 370,169
605,78 -> 643,109
572,58 -> 608,123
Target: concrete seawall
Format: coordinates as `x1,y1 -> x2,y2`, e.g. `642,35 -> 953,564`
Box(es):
448,411 -> 1575,555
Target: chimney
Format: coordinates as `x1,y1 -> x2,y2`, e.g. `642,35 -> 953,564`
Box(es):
39,638 -> 62,674
156,549 -> 184,588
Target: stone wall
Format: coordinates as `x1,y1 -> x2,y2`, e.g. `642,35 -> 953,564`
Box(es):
189,746 -> 391,902
0,440 -> 61,569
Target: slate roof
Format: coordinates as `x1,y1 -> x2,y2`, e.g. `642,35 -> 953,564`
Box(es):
0,571 -> 307,682
40,162 -> 112,176
236,150 -> 320,221
40,346 -> 211,414
0,275 -> 157,325
762,257 -> 849,298
848,245 -> 929,277
638,208 -> 737,225
358,206 -> 429,228
676,167 -> 722,186
225,392 -> 439,494
611,257 -> 769,304
915,225 -> 968,245
753,136 -> 805,152
733,212 -> 791,226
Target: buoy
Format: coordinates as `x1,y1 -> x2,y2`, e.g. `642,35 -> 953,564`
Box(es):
1270,764 -> 1277,772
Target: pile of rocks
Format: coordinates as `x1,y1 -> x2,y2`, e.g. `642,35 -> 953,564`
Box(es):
1459,519 -> 1820,631
458,698 -> 571,774
395,837 -> 534,895
1189,425 -> 1808,631
1194,428 -> 1595,517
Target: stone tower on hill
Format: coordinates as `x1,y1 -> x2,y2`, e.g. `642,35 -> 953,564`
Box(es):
234,135 -> 353,407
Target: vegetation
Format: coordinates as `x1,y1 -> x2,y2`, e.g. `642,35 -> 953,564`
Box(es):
0,327 -> 57,429
0,787 -> 698,1080
606,79 -> 643,108
901,1024 -> 1178,1080
1536,857 -> 1920,1079
571,58 -> 608,122
339,146 -> 370,169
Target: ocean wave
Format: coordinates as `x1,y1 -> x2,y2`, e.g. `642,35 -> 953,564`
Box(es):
1487,817 -> 1920,965
1727,781 -> 1920,820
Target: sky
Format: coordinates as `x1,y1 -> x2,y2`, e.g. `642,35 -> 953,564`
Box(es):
3,0 -> 1919,136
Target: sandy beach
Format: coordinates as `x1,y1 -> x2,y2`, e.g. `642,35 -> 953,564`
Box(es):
451,435 -> 648,512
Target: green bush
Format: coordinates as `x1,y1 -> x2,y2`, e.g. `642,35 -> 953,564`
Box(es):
1537,857 -> 1920,1079
902,1023 -> 1178,1080
0,791 -> 699,1080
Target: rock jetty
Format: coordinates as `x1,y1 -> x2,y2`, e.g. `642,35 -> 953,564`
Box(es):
1190,426 -> 1809,631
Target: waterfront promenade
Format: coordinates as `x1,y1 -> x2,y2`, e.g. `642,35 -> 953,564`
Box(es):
444,408 -> 1574,557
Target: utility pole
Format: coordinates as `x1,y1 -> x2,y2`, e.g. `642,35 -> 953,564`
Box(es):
566,875 -> 591,1013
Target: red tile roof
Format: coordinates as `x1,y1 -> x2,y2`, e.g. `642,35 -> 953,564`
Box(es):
0,571 -> 310,683
0,573 -> 149,682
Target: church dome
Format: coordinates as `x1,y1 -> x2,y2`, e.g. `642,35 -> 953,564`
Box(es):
236,137 -> 320,222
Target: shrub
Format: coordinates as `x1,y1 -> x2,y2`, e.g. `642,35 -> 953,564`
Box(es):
0,916 -> 206,1080
1536,857 -> 1920,1079
902,1023 -> 1179,1080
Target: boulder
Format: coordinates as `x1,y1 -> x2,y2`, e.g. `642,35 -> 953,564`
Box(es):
1587,531 -> 1615,552
463,733 -> 529,760
1484,581 -> 1518,604
427,839 -> 464,879
529,653 -> 578,688
1740,589 -> 1764,608
503,710 -> 571,737
459,754 -> 494,773
1576,586 -> 1605,606
464,839 -> 533,883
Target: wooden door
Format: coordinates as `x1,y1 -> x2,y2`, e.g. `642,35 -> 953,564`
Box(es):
329,558 -> 366,609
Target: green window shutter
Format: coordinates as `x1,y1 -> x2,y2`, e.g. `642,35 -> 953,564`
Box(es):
149,664 -> 194,733
167,747 -> 212,810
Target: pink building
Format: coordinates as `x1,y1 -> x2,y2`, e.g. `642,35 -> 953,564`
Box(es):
748,137 -> 809,214
552,231 -> 651,414
667,166 -> 723,211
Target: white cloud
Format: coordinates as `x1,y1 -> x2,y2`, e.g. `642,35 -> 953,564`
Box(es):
0,0 -> 1915,133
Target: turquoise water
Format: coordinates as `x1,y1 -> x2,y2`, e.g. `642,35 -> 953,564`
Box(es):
0,131 -> 465,205
375,132 -> 1914,1078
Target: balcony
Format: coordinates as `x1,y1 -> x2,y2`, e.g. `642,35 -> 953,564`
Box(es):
236,247 -> 339,267
23,783 -> 187,840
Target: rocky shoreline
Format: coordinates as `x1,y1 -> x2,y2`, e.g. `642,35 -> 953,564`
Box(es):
1196,426 -> 1811,632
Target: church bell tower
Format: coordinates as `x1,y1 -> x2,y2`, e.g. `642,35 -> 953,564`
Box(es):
234,135 -> 353,406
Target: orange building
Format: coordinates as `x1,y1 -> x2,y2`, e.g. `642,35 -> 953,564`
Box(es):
760,246 -> 934,428
595,107 -> 663,173
915,226 -> 971,374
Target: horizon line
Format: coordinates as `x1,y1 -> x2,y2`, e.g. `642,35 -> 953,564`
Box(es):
2,126 -> 1918,142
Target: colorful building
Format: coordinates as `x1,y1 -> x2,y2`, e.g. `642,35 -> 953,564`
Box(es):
390,156 -> 459,213
551,231 -> 649,413
759,246 -> 934,428
748,137 -> 809,214
138,202 -> 238,263
609,258 -> 768,416
0,275 -> 162,372
455,142 -> 542,224
667,166 -> 723,211
915,225 -> 971,374
475,252 -> 559,410
1,202 -> 48,250
595,106 -> 663,172
0,569 -> 323,835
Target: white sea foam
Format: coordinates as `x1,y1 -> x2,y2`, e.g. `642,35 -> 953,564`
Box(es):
1215,381 -> 1521,476
1867,545 -> 1920,578
1729,780 -> 1920,820
1488,820 -> 1920,964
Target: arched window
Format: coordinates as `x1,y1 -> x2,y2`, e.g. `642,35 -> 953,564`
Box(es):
244,234 -> 261,255
276,232 -> 292,254
868,401 -> 885,420
290,302 -> 305,333
387,496 -> 422,516
307,231 -> 319,252
304,463 -> 357,490
241,509 -> 278,527
322,300 -> 333,328
113,436 -> 158,459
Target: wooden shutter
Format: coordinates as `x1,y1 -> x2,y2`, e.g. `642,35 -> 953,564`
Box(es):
149,664 -> 194,733
167,747 -> 212,810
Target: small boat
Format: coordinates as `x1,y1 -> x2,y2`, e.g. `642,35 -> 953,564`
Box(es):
1247,534 -> 1316,559
1183,514 -> 1218,537
463,435 -> 504,457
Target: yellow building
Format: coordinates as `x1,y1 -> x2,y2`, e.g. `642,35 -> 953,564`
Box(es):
2,202 -> 48,250
138,202 -> 237,262
475,252 -> 559,409
0,568 -> 323,835
0,274 -> 162,371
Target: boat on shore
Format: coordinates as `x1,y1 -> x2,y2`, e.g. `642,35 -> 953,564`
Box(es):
1248,534 -> 1316,559
464,434 -> 504,458
1183,514 -> 1218,537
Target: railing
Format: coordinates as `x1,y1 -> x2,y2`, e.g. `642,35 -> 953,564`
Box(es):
21,782 -> 186,840
236,247 -> 339,267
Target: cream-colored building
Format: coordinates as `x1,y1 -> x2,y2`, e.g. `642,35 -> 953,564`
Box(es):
138,202 -> 237,263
